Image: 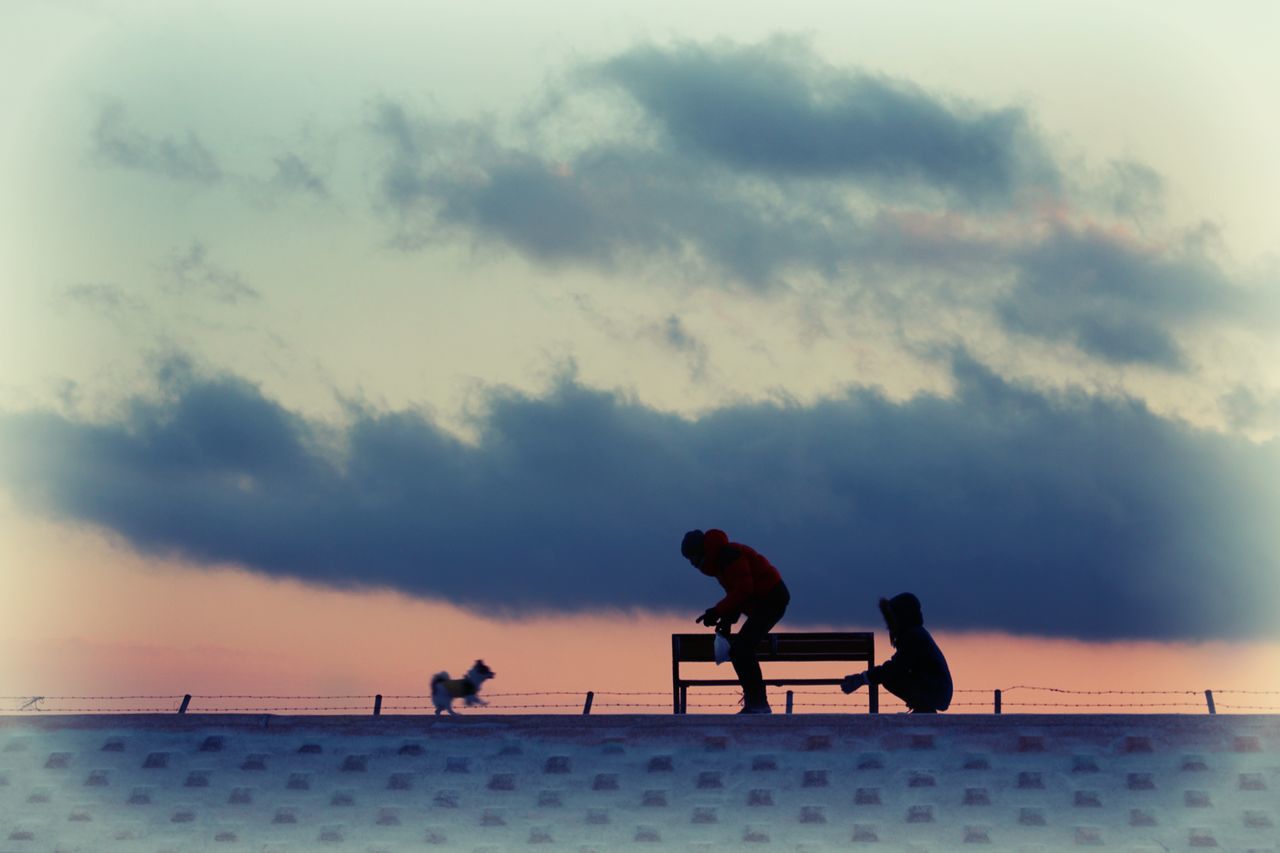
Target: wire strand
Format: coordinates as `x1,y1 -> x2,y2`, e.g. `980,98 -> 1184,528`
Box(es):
8,683 -> 1279,714
192,694 -> 374,700
1000,685 -> 1201,695
2,695 -> 183,701
1002,701 -> 1206,708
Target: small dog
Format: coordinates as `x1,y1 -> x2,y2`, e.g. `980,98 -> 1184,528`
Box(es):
430,660 -> 496,715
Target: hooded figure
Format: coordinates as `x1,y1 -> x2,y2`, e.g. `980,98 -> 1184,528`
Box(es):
682,528 -> 790,714
842,592 -> 952,713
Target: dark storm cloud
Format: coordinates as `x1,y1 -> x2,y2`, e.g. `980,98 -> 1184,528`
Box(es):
2,358 -> 1276,641
93,101 -> 222,183
595,41 -> 1057,201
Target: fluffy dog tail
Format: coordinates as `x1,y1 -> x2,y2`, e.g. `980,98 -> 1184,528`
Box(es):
431,672 -> 449,687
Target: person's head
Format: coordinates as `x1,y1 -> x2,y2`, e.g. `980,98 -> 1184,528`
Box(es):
683,528 -> 730,576
681,529 -> 705,568
878,592 -> 924,647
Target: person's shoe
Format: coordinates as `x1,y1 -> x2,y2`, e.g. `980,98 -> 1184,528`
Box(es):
738,702 -> 772,715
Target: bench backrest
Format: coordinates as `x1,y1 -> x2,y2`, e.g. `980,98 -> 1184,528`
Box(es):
671,631 -> 874,663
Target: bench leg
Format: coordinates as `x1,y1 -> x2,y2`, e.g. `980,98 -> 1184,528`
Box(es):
869,682 -> 879,714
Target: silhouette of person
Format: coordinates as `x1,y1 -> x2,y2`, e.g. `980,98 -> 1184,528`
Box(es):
682,528 -> 790,714
842,592 -> 952,713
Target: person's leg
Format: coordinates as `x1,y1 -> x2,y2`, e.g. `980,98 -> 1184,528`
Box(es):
875,670 -> 910,710
876,669 -> 936,713
730,583 -> 790,707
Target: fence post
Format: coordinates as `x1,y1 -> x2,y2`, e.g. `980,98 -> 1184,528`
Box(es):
993,690 -> 1002,715
1204,690 -> 1216,715
373,694 -> 382,716
583,691 -> 594,715
178,695 -> 192,715
671,636 -> 681,714
786,691 -> 794,714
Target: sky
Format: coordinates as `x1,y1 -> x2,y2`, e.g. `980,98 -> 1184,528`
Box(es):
2,0 -> 1279,711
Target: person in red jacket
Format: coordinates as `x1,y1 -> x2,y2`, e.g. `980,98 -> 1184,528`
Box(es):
682,528 -> 791,714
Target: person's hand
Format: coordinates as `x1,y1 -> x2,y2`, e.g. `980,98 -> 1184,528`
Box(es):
840,673 -> 868,694
695,608 -> 720,628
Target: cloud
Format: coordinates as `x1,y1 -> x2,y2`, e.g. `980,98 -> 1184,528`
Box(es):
2,357 -> 1276,641
568,296 -> 712,382
366,39 -> 1044,284
595,40 -> 1057,202
364,39 -> 1271,372
1221,386 -> 1280,435
93,101 -> 222,183
436,150 -> 862,286
1106,159 -> 1164,222
370,98 -> 913,288
60,283 -> 146,315
655,315 -> 709,380
270,152 -> 328,198
163,241 -> 259,304
91,100 -> 330,203
999,226 -> 1248,368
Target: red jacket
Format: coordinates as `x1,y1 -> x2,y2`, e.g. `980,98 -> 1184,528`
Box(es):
698,529 -> 783,621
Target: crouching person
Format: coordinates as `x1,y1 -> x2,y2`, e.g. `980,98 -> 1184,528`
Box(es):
842,592 -> 952,713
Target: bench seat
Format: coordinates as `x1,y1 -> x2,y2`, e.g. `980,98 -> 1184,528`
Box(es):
671,631 -> 878,713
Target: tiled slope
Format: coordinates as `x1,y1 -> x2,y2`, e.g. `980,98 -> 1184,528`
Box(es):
0,714 -> 1277,851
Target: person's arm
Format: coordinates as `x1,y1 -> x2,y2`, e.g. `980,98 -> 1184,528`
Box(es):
870,626 -> 932,684
712,553 -> 753,621
840,671 -> 868,693
841,648 -> 902,692
865,654 -> 900,685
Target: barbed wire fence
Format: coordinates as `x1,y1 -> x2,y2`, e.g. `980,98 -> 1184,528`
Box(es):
4,686 -> 1279,715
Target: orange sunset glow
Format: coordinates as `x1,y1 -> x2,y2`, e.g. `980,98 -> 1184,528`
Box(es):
6,503 -> 1277,715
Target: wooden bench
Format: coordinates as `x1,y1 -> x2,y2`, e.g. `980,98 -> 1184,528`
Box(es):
670,631 -> 878,714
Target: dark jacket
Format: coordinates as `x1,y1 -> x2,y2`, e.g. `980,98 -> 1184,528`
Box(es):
697,529 -> 783,622
867,593 -> 953,712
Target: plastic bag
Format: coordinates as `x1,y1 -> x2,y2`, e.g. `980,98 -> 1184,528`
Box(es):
713,632 -> 731,665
